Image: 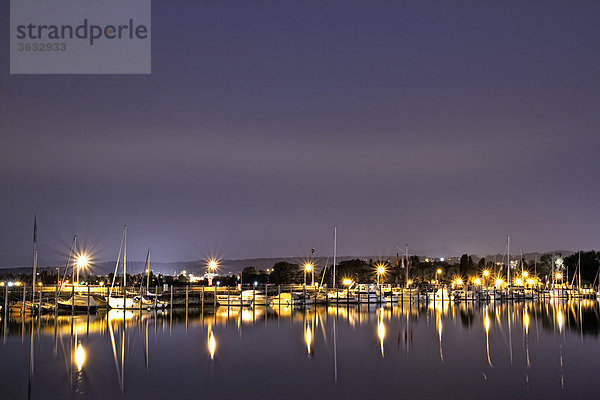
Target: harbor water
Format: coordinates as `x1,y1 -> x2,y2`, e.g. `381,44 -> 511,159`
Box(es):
1,300 -> 599,399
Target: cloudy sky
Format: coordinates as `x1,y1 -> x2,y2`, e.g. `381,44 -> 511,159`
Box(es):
1,1 -> 599,266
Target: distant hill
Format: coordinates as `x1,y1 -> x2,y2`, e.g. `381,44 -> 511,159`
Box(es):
0,251 -> 578,276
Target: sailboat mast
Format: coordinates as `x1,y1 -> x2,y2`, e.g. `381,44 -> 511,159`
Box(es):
32,214 -> 38,303
521,249 -> 524,278
123,226 -> 127,289
333,226 -> 337,288
72,235 -> 77,285
146,249 -> 151,293
578,251 -> 581,292
507,236 -> 510,287
405,243 -> 408,287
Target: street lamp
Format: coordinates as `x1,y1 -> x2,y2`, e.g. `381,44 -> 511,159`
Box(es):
208,259 -> 218,272
482,270 -> 490,289
304,263 -> 313,287
555,272 -> 563,287
376,263 -> 386,286
436,268 -> 442,285
76,254 -> 89,286
515,278 -> 523,286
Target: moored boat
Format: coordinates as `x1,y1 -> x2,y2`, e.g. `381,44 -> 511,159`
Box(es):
57,294 -> 98,312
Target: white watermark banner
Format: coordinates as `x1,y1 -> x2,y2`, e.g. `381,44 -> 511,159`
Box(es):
10,0 -> 151,74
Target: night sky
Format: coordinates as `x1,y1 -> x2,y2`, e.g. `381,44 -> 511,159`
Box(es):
1,1 -> 599,267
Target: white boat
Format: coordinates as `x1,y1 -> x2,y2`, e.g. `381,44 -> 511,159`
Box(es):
483,289 -> 501,301
355,284 -> 387,303
140,293 -> 169,309
327,289 -> 357,303
426,287 -> 452,301
270,292 -> 302,307
107,226 -> 142,309
550,288 -> 568,298
452,289 -> 477,301
108,295 -> 141,309
216,290 -> 266,307
138,249 -> 169,309
216,291 -> 252,306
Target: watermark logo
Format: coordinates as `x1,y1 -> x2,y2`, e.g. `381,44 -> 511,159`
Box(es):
10,0 -> 151,74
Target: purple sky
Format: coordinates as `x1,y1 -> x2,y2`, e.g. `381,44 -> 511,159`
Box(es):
1,1 -> 599,267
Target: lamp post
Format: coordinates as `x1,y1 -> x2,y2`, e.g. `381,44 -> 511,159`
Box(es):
482,270 -> 490,289
304,263 -> 313,287
76,254 -> 89,286
556,272 -> 563,288
376,264 -> 386,287
207,259 -> 218,286
436,269 -> 442,285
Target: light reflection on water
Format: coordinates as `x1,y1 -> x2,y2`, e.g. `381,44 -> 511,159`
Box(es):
1,300 -> 600,399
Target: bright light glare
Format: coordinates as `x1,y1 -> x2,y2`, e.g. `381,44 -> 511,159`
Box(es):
556,272 -> 562,280
377,315 -> 386,357
208,259 -> 218,271
522,271 -> 529,278
377,265 -> 386,275
483,270 -> 490,277
342,278 -> 352,286
304,263 -> 313,272
75,343 -> 86,371
76,254 -> 89,268
305,324 -> 312,355
557,309 -> 564,332
456,278 -> 463,285
515,278 -> 523,286
474,278 -> 481,285
495,278 -> 503,286
208,330 -> 216,360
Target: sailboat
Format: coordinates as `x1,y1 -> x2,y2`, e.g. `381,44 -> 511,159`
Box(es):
108,226 -> 142,309
9,215 -> 40,314
134,249 -> 168,309
56,236 -> 98,312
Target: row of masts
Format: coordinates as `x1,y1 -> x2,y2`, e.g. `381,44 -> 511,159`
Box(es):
24,220 -> 588,309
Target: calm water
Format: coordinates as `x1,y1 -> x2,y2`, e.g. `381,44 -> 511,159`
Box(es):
1,301 -> 600,399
